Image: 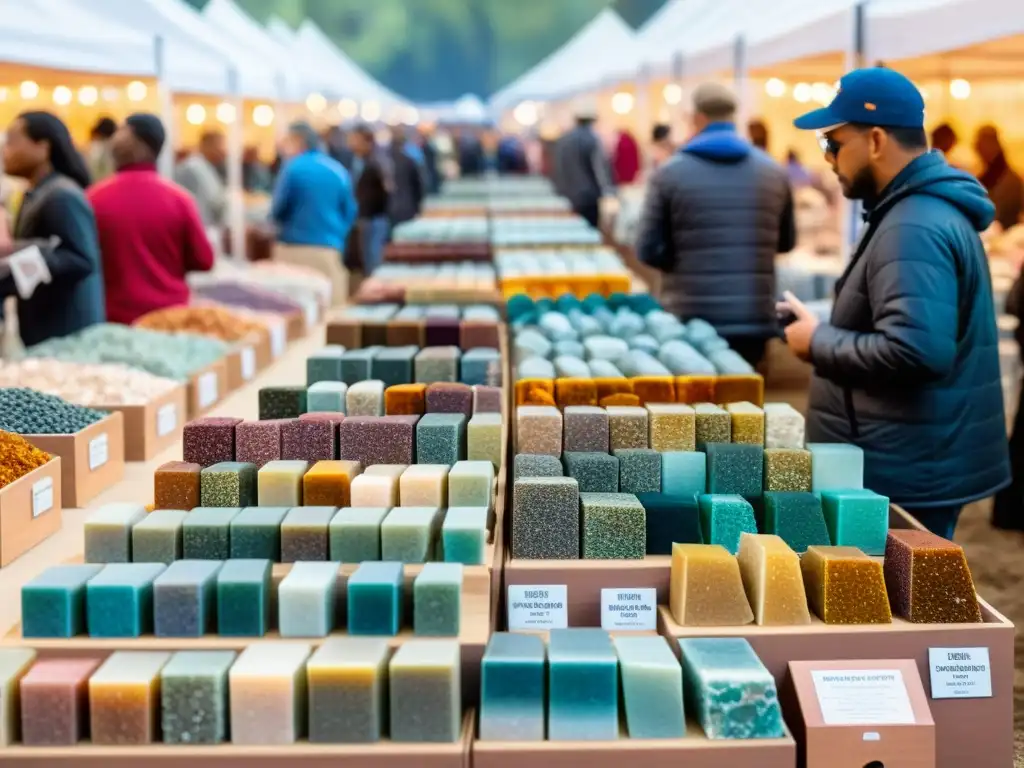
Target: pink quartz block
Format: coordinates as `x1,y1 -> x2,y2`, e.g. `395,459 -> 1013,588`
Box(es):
473,385 -> 503,414
339,416 -> 419,466
235,419 -> 288,468
282,417 -> 339,463
20,658 -> 102,745
183,417 -> 243,468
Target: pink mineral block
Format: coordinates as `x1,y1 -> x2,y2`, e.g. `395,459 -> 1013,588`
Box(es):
20,658 -> 102,745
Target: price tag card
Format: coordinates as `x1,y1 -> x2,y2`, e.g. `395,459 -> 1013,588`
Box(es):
507,585 -> 568,631
304,303 -> 317,330
157,404 -> 178,437
32,476 -> 54,518
928,647 -> 992,699
8,245 -> 52,300
270,324 -> 286,358
88,432 -> 109,471
198,372 -> 219,409
240,346 -> 256,381
600,588 -> 657,631
812,669 -> 917,725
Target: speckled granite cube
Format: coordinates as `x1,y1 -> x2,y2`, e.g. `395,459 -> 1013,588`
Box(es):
726,403 -> 765,446
413,563 -> 463,636
340,348 -> 381,384
516,406 -> 562,456
763,449 -> 812,492
329,507 -> 390,562
699,495 -> 758,555
461,320 -> 500,349
448,461 -> 494,508
280,419 -> 338,464
606,406 -> 648,450
154,462 -> 202,511
883,529 -> 982,623
416,413 -> 467,465
372,346 -> 418,387
415,347 -> 460,383
307,382 -> 348,414
426,383 -> 473,418
339,416 -> 419,466
234,420 -> 285,468
460,348 -> 501,387
230,507 -> 289,561
614,449 -> 661,494
514,454 -> 564,480
258,387 -> 307,420
763,403 -> 805,449
182,508 -> 240,560
646,404 -> 695,452
281,507 -> 337,562
762,492 -> 831,554
562,406 -> 608,453
581,493 -> 646,559
153,560 -> 221,637
183,418 -> 242,468
694,403 -> 731,445
85,504 -> 148,564
347,380 -> 386,417
132,510 -> 188,564
473,385 -> 503,414
307,346 -> 346,386
638,492 -> 702,554
807,443 -> 864,491
442,507 -> 488,565
563,452 -> 619,493
400,465 -> 449,508
512,477 -> 580,559
704,443 -> 763,498
468,413 -> 502,469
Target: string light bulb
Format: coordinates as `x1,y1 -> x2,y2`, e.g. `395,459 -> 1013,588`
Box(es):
793,82 -> 812,103
949,78 -> 971,100
252,104 -> 275,127
611,91 -> 634,115
663,83 -> 683,105
185,103 -> 206,126
126,81 -> 147,102
765,78 -> 786,98
77,86 -> 99,106
306,93 -> 327,113
361,101 -> 381,121
513,101 -> 539,127
52,86 -> 72,106
20,81 -> 39,100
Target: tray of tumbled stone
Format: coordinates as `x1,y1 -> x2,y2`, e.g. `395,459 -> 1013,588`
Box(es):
0,388 -> 124,509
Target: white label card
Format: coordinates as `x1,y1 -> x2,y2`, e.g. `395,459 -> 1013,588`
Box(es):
88,433 -> 109,471
8,244 -> 52,300
928,647 -> 992,699
600,588 -> 657,631
198,372 -> 219,408
270,324 -> 286,358
240,346 -> 256,381
507,585 -> 568,631
32,476 -> 53,518
812,669 -> 917,726
157,404 -> 177,437
304,303 -> 317,330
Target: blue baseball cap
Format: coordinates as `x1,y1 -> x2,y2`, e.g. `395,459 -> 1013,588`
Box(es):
793,67 -> 925,131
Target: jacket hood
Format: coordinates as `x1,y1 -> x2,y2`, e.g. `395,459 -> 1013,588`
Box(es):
680,122 -> 751,163
872,150 -> 996,232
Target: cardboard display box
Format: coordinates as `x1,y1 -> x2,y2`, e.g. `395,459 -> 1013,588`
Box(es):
93,384 -> 188,463
0,458 -> 62,567
225,332 -> 272,393
26,413 -> 124,508
186,358 -> 230,418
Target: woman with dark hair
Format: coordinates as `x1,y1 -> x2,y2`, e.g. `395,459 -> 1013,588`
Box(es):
1,111 -> 105,345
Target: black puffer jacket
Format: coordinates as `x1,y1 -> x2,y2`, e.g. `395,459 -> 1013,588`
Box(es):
637,123 -> 795,339
807,151 -> 1010,509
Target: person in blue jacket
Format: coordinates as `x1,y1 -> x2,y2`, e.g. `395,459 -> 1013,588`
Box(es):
779,68 -> 1010,539
272,121 -> 357,256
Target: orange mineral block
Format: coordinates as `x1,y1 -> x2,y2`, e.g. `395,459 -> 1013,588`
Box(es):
594,377 -> 635,401
738,533 -> 811,626
89,651 -> 171,745
802,546 -> 892,625
675,375 -> 715,404
303,460 -> 364,508
514,378 -> 555,406
555,377 -> 598,407
713,375 -> 765,407
884,529 -> 982,623
669,543 -> 754,626
631,376 -> 675,406
385,384 -> 427,416
600,393 -> 641,407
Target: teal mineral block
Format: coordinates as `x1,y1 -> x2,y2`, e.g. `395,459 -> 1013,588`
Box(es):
307,346 -> 346,386
580,492 -> 646,559
699,495 -> 758,555
348,561 -> 404,636
636,492 -> 702,554
479,632 -> 546,741
564,452 -> 619,493
372,346 -> 418,387
679,637 -> 784,740
661,451 -> 706,497
762,492 -> 831,553
415,346 -> 460,384
154,560 -> 222,637
84,503 -> 147,564
821,489 -> 890,555
216,559 -> 272,637
703,443 -> 763,498
414,563 -> 463,636
161,650 -> 236,744
307,382 -> 348,414
807,443 -> 864,491
442,507 -> 488,565
86,563 -> 166,638
230,507 -> 289,561
341,347 -> 382,384
200,462 -> 258,508
21,564 -> 103,638
329,507 -> 389,562
513,453 -> 563,480
132,509 -> 188,564
182,508 -> 240,560
416,413 -> 467,466
447,460 -> 494,508
381,506 -> 441,563
548,629 -> 618,741
612,448 -> 660,494
278,562 -> 340,638
615,635 -> 685,738
460,347 -> 501,386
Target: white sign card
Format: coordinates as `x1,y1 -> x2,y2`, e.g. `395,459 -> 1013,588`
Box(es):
157,404 -> 178,437
811,669 -> 917,726
198,372 -> 219,409
88,433 -> 109,471
600,588 -> 657,631
507,585 -> 568,631
32,476 -> 54,518
928,647 -> 992,699
240,346 -> 256,381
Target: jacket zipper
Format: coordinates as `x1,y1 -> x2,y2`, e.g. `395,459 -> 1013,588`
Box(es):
843,387 -> 859,438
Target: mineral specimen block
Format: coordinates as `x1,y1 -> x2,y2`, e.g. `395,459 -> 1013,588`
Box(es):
514,453 -> 563,480
426,382 -> 474,418
339,415 -> 419,466
442,507 -> 488,565
712,374 -> 765,407
371,346 -> 418,387
415,346 -> 460,383
183,417 -> 241,467
349,467 -> 402,507
554,377 -> 598,408
738,533 -> 811,626
762,492 -> 830,553
679,637 -> 783,739
88,651 -> 171,745
448,459 -> 494,508
307,381 -> 348,414
669,543 -> 753,626
306,345 -> 346,386
763,448 -> 812,492
348,561 -> 404,635
201,462 -> 258,508
615,448 -> 662,494
699,495 -> 758,555
161,650 -> 235,744
548,629 -> 618,741
580,492 -> 646,559
661,450 -> 706,497
511,476 -> 580,559
234,420 -> 285,468
182,508 -> 239,560
229,642 -> 312,744
347,380 -> 386,417
153,560 -> 221,637
329,506 -> 389,562
278,561 -> 340,637
87,563 -> 166,637
694,403 -> 731,445
704,442 -> 763,498
85,503 -> 147,563
763,403 -> 805,449
514,377 -> 555,407
307,638 -> 389,743
884,529 -> 982,623
461,348 -> 501,387
479,632 -> 545,741
257,460 -> 309,507
303,460 -> 362,508
472,385 -> 503,414
637,492 -> 702,554
0,648 -> 36,743
676,375 -> 716,404
725,402 -> 764,446
153,462 -> 201,510
386,383 -> 428,417
216,559 -> 272,636
132,509 -> 187,564
615,635 -> 686,738
562,406 -> 609,453
417,413 -> 467,465
821,489 -> 890,555
414,562 -> 463,636
258,386 -> 307,420
807,442 -> 864,491
632,376 -> 676,406
19,658 -> 100,745
605,405 -> 648,449
468,413 -> 503,468
390,640 -> 462,742
646,403 -> 696,452
230,507 -> 288,561
516,405 -> 562,456
281,506 -> 336,562
563,451 -> 619,493
802,545 -> 892,624
281,416 -> 338,463
21,564 -> 103,638
400,464 -> 449,507
340,348 -> 380,384
381,506 -> 441,563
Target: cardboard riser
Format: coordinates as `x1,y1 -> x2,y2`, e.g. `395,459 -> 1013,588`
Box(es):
95,385 -> 188,463
187,359 -> 230,419
25,413 -> 124,509
0,459 -> 62,567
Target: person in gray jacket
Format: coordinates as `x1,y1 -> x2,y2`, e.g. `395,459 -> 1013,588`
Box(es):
636,83 -> 796,367
554,100 -> 614,228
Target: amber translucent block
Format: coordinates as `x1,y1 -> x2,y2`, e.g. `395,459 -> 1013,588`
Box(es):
594,378 -> 635,401
514,379 -> 554,406
631,376 -> 675,406
385,384 -> 428,416
153,462 -> 202,511
303,460 -> 363,507
884,529 -> 983,623
675,375 -> 716,404
802,546 -> 892,625
20,658 -> 101,746
725,402 -> 765,446
694,403 -> 731,445
555,377 -> 598,407
600,393 -> 641,407
646,403 -> 695,452
763,449 -> 812,492
713,375 -> 765,407
89,651 -> 171,745
669,543 -> 753,627
737,533 -> 811,626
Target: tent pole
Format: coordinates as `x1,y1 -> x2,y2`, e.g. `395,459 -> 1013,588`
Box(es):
227,66 -> 246,262
672,51 -> 687,138
733,35 -> 749,134
840,1 -> 868,265
154,35 -> 175,179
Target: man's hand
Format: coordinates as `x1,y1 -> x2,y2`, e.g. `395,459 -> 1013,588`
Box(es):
776,290 -> 819,362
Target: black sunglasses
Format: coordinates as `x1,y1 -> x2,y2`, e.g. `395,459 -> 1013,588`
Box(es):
817,133 -> 843,156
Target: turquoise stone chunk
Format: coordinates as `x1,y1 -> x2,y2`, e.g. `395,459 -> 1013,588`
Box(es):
86,563 -> 166,638
153,560 -> 222,637
329,507 -> 390,562
441,507 -> 488,565
182,508 -> 240,560
372,346 -> 418,387
381,506 -> 441,563
307,382 -> 348,414
548,629 -> 618,741
230,507 -> 289,561
413,563 -> 462,636
679,637 -> 784,740
821,489 -> 890,555
699,495 -> 758,555
306,346 -> 345,386
703,443 -> 763,498
84,503 -> 147,563
636,492 -> 702,554
347,562 -> 404,636
479,632 -> 546,741
807,443 -> 864,491
216,559 -> 272,637
278,562 -> 340,638
341,347 -> 381,384
161,650 -> 236,744
614,635 -> 685,738
416,413 -> 467,466
661,451 -> 706,497
21,564 -> 103,638
762,492 -> 831,553
132,509 -> 188,564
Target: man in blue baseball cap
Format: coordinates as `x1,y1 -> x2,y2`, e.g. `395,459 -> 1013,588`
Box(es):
778,67 -> 1009,539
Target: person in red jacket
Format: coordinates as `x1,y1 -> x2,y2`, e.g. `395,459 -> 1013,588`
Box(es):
88,114 -> 214,324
